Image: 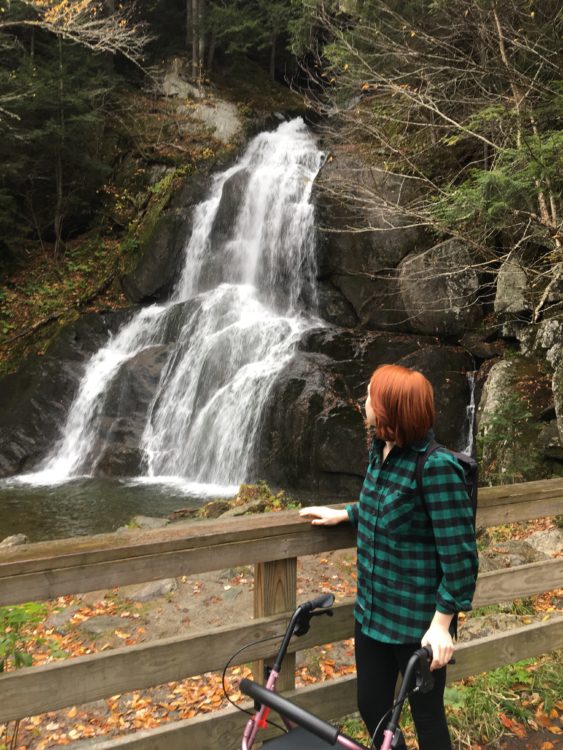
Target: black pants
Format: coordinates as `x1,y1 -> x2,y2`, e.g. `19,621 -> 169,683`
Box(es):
354,621 -> 452,750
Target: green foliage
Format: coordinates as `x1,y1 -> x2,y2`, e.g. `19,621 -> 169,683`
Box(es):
432,130 -> 563,242
0,18 -> 126,261
477,390 -> 538,485
235,481 -> 301,511
446,653 -> 563,746
0,602 -> 47,672
305,0 -> 562,297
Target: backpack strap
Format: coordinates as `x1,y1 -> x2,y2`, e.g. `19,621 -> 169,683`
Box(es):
415,438 -> 440,506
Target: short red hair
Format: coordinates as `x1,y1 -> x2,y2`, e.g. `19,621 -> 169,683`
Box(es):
369,364 -> 435,447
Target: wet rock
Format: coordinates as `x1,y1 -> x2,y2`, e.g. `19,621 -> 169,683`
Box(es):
257,330 -> 475,494
0,533 -> 28,547
0,311 -> 131,478
315,281 -> 358,328
121,210 -> 192,303
92,345 -> 171,477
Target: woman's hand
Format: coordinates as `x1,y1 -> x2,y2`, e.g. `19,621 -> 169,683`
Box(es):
299,506 -> 349,526
421,613 -> 454,670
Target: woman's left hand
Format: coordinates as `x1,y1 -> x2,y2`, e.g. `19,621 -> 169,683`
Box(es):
421,623 -> 454,671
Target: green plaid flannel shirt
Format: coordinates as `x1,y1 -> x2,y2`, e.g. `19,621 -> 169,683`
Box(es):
346,432 -> 478,644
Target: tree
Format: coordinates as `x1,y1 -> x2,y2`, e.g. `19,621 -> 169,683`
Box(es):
0,0 -> 150,121
299,0 -> 562,322
0,0 -> 151,261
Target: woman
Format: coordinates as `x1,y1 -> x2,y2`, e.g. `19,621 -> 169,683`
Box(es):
299,364 -> 478,750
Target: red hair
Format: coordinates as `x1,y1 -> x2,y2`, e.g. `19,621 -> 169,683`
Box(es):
369,364 -> 435,447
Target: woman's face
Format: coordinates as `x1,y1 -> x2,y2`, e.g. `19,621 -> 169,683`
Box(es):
365,386 -> 376,427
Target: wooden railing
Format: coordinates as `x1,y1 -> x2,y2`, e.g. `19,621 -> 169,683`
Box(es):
0,477 -> 562,749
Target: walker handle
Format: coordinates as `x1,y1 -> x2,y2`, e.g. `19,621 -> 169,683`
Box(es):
302,593 -> 335,612
240,678 -> 339,745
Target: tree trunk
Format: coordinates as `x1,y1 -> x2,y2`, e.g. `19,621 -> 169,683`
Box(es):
186,0 -> 192,50
270,33 -> 277,80
54,37 -> 65,259
198,0 -> 206,81
207,28 -> 217,71
191,0 -> 199,80
191,0 -> 206,81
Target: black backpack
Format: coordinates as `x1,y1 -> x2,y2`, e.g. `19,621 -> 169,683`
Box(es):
415,438 -> 478,639
415,438 -> 478,529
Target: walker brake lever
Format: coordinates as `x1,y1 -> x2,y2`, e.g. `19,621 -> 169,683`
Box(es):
414,648 -> 434,694
293,608 -> 333,637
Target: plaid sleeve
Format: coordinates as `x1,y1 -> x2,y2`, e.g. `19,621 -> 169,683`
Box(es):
422,450 -> 478,614
345,502 -> 359,527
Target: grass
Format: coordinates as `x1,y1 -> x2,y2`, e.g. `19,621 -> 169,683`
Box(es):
339,652 -> 562,749
447,652 -> 562,747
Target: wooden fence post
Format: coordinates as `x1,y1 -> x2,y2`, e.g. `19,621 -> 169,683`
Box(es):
254,558 -> 297,691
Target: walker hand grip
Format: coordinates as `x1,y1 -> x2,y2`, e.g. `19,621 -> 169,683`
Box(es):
240,679 -> 339,745
303,593 -> 335,612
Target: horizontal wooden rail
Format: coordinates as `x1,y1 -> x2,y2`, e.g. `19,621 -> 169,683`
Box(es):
1,558 -> 561,724
27,618 -> 563,750
1,477 -> 562,606
0,515 -> 354,606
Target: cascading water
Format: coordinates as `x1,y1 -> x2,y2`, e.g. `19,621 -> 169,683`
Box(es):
24,118 -> 324,492
462,371 -> 477,456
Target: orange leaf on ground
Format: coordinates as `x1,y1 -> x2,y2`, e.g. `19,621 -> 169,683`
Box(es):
499,713 -> 513,730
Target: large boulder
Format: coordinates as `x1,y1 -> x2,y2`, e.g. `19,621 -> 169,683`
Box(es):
313,150 -> 429,330
256,326 -> 476,495
398,239 -> 483,337
0,311 -> 131,477
477,357 -> 559,482
494,256 -> 531,316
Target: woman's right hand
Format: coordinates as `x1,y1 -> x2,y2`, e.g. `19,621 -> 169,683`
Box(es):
298,506 -> 349,525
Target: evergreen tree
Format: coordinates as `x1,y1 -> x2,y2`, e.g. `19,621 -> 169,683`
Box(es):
0,30 -> 122,260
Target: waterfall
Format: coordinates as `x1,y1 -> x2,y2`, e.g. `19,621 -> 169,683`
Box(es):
462,371 -> 477,456
25,119 -> 323,490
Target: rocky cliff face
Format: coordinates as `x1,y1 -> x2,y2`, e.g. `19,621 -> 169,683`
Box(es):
0,112 -> 561,491
311,144 -> 563,486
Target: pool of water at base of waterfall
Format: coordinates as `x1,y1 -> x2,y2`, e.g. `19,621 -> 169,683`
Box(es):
0,476 -> 239,542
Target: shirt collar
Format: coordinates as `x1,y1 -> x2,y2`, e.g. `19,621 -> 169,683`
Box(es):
410,429 -> 434,453
372,429 -> 434,454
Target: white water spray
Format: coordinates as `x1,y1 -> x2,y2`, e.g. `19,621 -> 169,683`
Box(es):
24,119 -> 323,489
462,371 -> 476,456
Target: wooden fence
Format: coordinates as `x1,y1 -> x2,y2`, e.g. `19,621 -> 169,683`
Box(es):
0,477 -> 562,749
